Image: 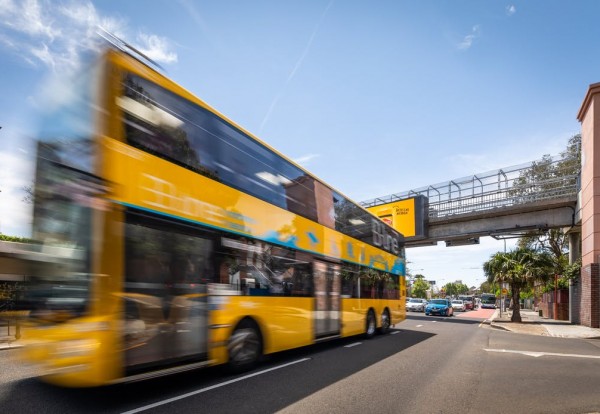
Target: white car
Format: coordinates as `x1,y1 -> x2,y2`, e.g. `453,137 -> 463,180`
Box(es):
406,298 -> 428,312
451,299 -> 466,312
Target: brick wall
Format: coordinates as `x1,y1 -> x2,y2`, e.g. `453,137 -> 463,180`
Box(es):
540,290 -> 569,321
580,264 -> 600,328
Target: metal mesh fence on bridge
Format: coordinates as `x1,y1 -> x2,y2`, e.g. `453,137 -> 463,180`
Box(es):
361,155 -> 579,219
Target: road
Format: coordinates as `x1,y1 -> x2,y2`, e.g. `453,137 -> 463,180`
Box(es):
2,310 -> 600,414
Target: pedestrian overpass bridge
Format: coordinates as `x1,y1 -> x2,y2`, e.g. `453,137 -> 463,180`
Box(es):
361,154 -> 580,248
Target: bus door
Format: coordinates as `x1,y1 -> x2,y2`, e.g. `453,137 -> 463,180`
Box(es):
123,220 -> 210,371
313,261 -> 341,338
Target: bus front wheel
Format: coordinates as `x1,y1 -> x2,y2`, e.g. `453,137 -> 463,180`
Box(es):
228,320 -> 262,372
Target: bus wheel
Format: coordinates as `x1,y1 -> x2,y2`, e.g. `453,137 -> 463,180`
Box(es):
379,309 -> 391,334
365,310 -> 376,339
228,321 -> 262,372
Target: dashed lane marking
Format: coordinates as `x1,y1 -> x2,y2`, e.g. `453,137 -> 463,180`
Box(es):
344,342 -> 362,348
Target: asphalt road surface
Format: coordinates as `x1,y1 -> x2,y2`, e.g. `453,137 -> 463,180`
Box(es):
2,312 -> 600,414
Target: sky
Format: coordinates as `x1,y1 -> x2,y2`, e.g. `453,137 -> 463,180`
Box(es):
0,0 -> 595,289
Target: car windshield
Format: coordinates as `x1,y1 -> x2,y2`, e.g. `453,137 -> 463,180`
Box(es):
429,299 -> 446,305
452,300 -> 462,304
409,299 -> 422,303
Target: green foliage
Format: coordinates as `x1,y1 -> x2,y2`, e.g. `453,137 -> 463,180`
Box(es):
484,248 -> 554,288
508,134 -> 580,205
411,278 -> 430,298
479,280 -> 492,293
484,247 -> 554,322
541,275 -> 570,293
519,287 -> 534,300
0,234 -> 34,243
563,257 -> 582,280
511,134 -> 580,277
443,282 -> 469,297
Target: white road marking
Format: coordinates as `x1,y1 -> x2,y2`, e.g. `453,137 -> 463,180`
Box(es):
120,358 -> 311,414
416,324 -> 424,328
344,342 -> 362,348
485,348 -> 600,359
391,331 -> 400,335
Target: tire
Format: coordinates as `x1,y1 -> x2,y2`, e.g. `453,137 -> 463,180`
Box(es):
228,320 -> 262,372
365,310 -> 376,339
379,309 -> 391,334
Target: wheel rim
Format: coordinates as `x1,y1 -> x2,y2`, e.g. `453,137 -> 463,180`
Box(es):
367,313 -> 376,336
229,328 -> 260,366
381,312 -> 390,331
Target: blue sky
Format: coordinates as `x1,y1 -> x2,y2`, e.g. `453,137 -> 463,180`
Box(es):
0,0 -> 594,288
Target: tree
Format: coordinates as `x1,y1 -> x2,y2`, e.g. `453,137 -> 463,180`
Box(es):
442,282 -> 468,298
508,134 -> 580,204
411,278 -> 430,298
483,248 -> 554,322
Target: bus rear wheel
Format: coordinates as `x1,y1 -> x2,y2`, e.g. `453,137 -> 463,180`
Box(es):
228,320 -> 262,372
365,310 -> 376,339
379,309 -> 391,334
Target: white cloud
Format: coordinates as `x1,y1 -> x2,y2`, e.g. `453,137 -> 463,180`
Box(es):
506,5 -> 516,16
457,25 -> 481,50
0,150 -> 34,237
0,0 -> 178,74
136,33 -> 178,64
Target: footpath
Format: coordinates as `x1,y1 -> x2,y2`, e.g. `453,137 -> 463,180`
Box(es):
488,308 -> 600,339
0,316 -> 23,350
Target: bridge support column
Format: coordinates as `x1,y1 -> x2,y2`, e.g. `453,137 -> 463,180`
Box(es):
568,231 -> 581,324
577,83 -> 600,328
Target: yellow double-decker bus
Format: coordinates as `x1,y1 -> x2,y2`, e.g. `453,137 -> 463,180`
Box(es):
20,45 -> 406,387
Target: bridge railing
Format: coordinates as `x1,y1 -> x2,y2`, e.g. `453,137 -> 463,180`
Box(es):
361,155 -> 579,219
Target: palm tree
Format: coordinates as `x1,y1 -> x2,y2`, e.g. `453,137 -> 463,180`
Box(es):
483,248 -> 553,322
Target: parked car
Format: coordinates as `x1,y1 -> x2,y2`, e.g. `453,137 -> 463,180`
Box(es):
406,298 -> 428,312
458,295 -> 474,310
451,299 -> 465,312
425,299 -> 454,316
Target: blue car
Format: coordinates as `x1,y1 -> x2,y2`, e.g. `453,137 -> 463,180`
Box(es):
425,299 -> 454,316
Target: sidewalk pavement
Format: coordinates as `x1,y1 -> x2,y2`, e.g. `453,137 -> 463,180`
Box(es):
0,337 -> 22,350
0,318 -> 22,350
488,308 -> 600,339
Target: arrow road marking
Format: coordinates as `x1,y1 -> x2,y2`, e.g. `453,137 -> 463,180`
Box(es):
485,348 -> 600,359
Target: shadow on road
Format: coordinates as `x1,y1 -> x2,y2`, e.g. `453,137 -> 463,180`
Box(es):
1,330 -> 435,414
